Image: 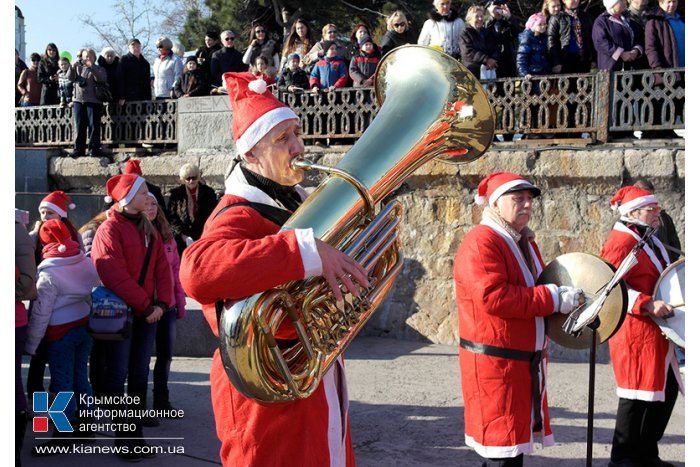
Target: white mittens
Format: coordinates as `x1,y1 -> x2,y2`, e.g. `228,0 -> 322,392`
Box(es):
558,286 -> 584,314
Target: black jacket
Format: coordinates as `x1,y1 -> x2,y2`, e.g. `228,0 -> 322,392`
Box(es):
547,9 -> 595,72
277,68 -> 310,91
97,55 -> 120,102
166,183 -> 219,252
210,47 -> 247,86
379,30 -> 411,56
485,16 -> 521,78
38,56 -> 60,105
195,44 -> 221,79
459,26 -> 500,78
116,52 -> 152,101
173,69 -> 209,97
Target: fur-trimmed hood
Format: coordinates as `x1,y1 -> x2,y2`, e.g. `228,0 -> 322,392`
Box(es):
429,8 -> 460,22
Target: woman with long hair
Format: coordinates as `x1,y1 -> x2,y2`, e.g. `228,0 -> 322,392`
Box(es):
243,23 -> 281,76
91,174 -> 173,461
38,42 -> 60,105
347,22 -> 371,62
145,194 -> 186,416
379,11 -> 412,55
280,18 -> 315,72
303,23 -> 347,70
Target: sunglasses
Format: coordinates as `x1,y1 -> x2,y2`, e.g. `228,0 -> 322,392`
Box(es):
328,30 -> 337,34
394,22 -> 406,27
224,37 -> 235,41
185,176 -> 199,181
255,29 -> 265,33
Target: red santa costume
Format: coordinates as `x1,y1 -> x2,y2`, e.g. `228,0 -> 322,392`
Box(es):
600,186 -> 683,465
454,173 -> 561,461
179,72 -> 354,467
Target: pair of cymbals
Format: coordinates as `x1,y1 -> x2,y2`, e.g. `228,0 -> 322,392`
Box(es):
537,253 -> 628,349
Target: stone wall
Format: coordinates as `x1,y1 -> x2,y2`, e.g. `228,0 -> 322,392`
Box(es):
42,141 -> 684,360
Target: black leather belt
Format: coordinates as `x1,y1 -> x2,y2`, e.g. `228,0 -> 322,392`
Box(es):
460,338 -> 545,432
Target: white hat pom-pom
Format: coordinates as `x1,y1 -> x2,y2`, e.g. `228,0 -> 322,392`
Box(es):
104,195 -> 113,204
611,203 -> 619,212
474,194 -> 486,206
58,244 -> 66,253
69,203 -> 76,210
248,79 -> 268,94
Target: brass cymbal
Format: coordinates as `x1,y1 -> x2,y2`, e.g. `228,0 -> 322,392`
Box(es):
537,252 -> 627,349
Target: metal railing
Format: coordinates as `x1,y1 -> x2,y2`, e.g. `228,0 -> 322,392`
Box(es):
14,68 -> 684,147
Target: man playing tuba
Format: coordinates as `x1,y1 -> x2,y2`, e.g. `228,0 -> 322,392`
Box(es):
180,72 -> 368,467
454,172 -> 582,466
601,186 -> 682,467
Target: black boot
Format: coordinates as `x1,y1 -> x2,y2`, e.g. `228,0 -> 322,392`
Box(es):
131,422 -> 156,459
31,420 -> 74,457
112,405 -> 141,462
153,391 -> 183,419
16,410 -> 27,467
137,393 -> 159,427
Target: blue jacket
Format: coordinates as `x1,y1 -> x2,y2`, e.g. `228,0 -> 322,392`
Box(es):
516,30 -> 551,77
309,57 -> 349,89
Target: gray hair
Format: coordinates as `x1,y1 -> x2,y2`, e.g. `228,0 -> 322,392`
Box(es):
100,47 -> 116,58
179,163 -> 201,181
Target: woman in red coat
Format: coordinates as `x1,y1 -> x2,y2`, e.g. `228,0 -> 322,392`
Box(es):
91,174 -> 173,461
180,72 -> 368,467
600,186 -> 682,467
454,172 -> 582,466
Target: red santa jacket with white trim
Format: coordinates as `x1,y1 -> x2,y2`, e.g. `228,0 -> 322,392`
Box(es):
600,222 -> 683,401
179,164 -> 355,467
454,219 -> 558,458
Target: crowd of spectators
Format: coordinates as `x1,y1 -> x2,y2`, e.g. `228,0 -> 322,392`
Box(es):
14,0 -> 684,143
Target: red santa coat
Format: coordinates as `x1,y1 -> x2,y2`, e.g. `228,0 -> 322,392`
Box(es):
600,222 -> 683,401
454,218 -> 560,458
91,210 -> 173,314
180,164 -> 355,467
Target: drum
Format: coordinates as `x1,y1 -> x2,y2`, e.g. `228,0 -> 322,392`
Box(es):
537,252 -> 627,349
652,258 -> 685,349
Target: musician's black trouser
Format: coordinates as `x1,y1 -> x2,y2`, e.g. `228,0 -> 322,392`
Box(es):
610,367 -> 679,463
479,453 -> 523,467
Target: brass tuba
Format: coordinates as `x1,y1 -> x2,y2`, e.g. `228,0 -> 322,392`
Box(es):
219,45 -> 495,402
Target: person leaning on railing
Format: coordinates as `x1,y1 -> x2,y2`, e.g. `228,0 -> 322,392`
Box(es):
547,0 -> 595,74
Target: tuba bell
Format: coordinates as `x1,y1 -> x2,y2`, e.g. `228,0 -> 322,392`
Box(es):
219,45 -> 495,402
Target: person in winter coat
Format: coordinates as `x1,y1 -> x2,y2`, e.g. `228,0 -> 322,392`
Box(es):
15,49 -> 28,106
15,213 -> 37,466
600,186 -> 682,467
346,23 -> 371,63
166,163 -> 219,255
210,30 -> 247,88
173,56 -> 209,97
624,0 -> 650,69
379,11 -> 412,56
280,18 -> 315,74
195,30 -> 222,84
592,0 -> 643,72
645,0 -> 683,86
26,219 -> 100,454
277,53 -> 310,93
38,43 -> 60,105
303,23 -> 348,72
547,0 -> 595,74
145,194 -> 186,416
349,36 -> 380,88
251,56 -> 276,86
485,1 -> 520,78
97,47 -> 120,102
454,172 -> 582,465
66,48 -> 108,158
179,71 -> 369,467
91,174 -> 173,461
57,57 -> 73,106
17,53 -> 41,106
153,36 -> 184,99
459,6 -> 500,79
310,41 -> 350,92
517,13 -> 552,78
115,38 -> 152,104
418,0 -> 465,59
242,23 -> 280,76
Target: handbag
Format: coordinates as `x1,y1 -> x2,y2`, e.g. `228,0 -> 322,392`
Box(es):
88,239 -> 153,340
94,80 -> 113,102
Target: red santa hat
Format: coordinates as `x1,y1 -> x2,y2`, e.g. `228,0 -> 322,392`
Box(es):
224,72 -> 298,154
610,186 -> 658,215
39,191 -> 75,218
104,174 -> 146,207
39,218 -> 80,258
474,172 -> 541,207
124,159 -> 143,176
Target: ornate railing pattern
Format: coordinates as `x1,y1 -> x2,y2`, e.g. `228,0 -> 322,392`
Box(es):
15,69 -> 684,147
15,100 -> 177,147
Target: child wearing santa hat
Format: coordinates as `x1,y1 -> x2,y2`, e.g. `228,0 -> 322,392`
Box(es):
25,219 -> 100,453
90,174 -> 174,461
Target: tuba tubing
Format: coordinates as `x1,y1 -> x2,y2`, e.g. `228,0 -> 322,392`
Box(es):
219,45 -> 495,402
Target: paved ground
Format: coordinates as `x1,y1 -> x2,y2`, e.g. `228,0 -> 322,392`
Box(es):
21,337 -> 684,466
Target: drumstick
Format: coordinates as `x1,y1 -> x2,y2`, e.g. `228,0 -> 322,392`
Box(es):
668,303 -> 684,308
